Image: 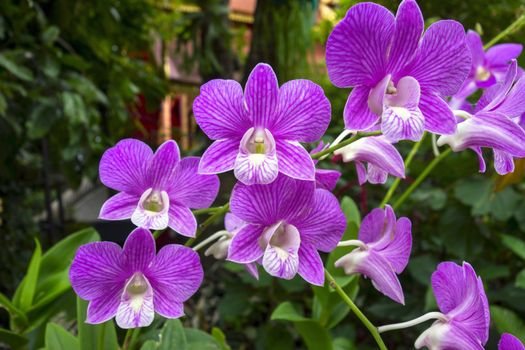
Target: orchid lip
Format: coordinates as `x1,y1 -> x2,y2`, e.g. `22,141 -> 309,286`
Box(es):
125,272 -> 149,296
138,188 -> 169,215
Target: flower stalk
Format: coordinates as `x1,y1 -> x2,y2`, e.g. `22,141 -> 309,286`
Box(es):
311,131 -> 382,160
185,203 -> 230,247
484,13 -> 525,49
325,269 -> 387,350
378,312 -> 447,333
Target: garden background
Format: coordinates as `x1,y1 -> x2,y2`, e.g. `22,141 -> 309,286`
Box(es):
1,0 -> 525,349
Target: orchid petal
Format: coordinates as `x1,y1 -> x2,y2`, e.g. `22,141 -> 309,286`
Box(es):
227,223 -> 265,263
297,243 -> 325,286
276,140 -> 315,181
198,139 -> 239,174
168,204 -> 197,238
245,63 -> 279,127
99,192 -> 139,221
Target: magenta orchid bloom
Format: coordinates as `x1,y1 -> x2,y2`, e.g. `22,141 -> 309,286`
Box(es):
335,205 -> 412,304
334,136 -> 405,185
99,139 -> 219,237
326,0 -> 471,142
70,228 -> 203,328
415,262 -> 489,350
194,63 -> 331,185
499,334 -> 525,350
438,61 -> 525,175
227,174 -> 346,285
451,30 -> 522,108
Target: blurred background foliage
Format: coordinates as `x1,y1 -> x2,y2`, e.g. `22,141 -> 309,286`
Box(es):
1,0 -> 525,349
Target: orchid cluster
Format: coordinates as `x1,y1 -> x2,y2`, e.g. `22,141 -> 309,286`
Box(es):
68,0 -> 525,348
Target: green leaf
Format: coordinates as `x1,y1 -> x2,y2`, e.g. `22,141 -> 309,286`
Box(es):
211,327 -> 231,350
141,340 -> 158,350
0,292 -> 27,329
17,239 -> 42,311
341,196 -> 360,226
185,329 -> 222,350
41,26 -> 60,44
76,298 -> 118,350
272,302 -> 333,350
157,319 -> 187,350
0,54 -> 34,81
501,234 -> 525,261
515,269 -> 525,289
62,92 -> 87,124
0,328 -> 28,349
45,323 -> 80,350
490,306 -> 525,342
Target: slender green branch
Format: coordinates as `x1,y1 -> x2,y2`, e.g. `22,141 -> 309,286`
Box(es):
392,148 -> 452,210
153,230 -> 164,239
311,131 -> 382,160
193,207 -> 220,216
325,270 -> 388,350
379,134 -> 426,208
122,328 -> 139,350
98,322 -> 106,350
185,203 -> 230,247
484,13 -> 525,50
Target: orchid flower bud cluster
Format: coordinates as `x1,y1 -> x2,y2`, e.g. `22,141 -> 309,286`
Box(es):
67,0 -> 525,348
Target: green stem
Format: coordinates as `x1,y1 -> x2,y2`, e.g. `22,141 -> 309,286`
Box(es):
325,270 -> 387,350
311,131 -> 381,160
379,133 -> 426,208
153,230 -> 163,239
193,207 -> 220,216
128,328 -> 141,350
98,322 -> 105,350
185,203 -> 230,247
392,148 -> 452,210
122,328 -> 135,350
484,13 -> 525,49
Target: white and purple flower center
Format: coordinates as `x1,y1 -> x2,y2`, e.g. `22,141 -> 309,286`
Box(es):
131,188 -> 170,230
259,221 -> 301,280
475,66 -> 491,82
116,271 -> 154,328
368,75 -> 424,142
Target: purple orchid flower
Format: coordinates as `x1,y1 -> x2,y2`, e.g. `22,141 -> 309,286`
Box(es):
500,334 -> 525,350
69,228 -> 203,328
311,141 -> 341,191
335,205 -> 412,304
438,61 -> 525,175
326,0 -> 471,142
414,262 -> 489,350
194,63 -> 331,185
451,30 -> 522,108
99,139 -> 219,237
226,174 -> 346,285
334,136 -> 405,185
204,213 -> 259,279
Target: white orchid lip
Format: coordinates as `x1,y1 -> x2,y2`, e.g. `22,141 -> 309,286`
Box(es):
125,272 -> 149,296
259,221 -> 301,279
131,188 -> 170,230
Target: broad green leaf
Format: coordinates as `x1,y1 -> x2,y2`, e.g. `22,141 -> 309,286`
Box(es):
490,306 -> 525,342
0,54 -> 33,81
76,298 -> 118,350
341,196 -> 360,226
501,234 -> 525,261
17,239 -> 42,311
157,319 -> 187,350
185,329 -> 222,350
45,323 -> 80,350
0,328 -> 28,348
272,302 -> 333,350
211,327 -> 231,350
516,269 -> 525,289
0,292 -> 27,327
41,26 -> 60,44
312,276 -> 359,329
141,340 -> 158,350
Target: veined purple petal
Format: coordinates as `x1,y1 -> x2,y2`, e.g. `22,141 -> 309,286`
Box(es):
193,79 -> 251,139
437,111 -> 525,157
431,262 -> 489,344
70,242 -> 124,300
387,0 -> 424,74
245,63 -> 279,127
367,164 -> 389,184
147,140 -> 180,189
494,149 -> 515,175
225,212 -> 245,232
402,20 -> 471,96
297,243 -> 325,286
121,228 -> 155,272
86,285 -> 122,324
99,192 -> 139,221
373,217 -> 412,274
495,76 -> 525,117
415,321 -> 485,350
245,262 -> 259,280
499,334 -> 525,350
230,174 -> 314,226
276,140 -> 315,181
471,147 -> 487,173
326,2 -> 394,87
487,44 -> 523,69
293,189 -> 346,252
335,136 -> 405,181
315,169 -> 341,191
99,139 -> 153,194
358,206 -> 392,245
116,274 -> 154,328
167,157 -> 219,209
382,106 -> 424,142
466,30 -> 485,71
271,79 -> 331,142
227,223 -> 265,263
335,249 -> 405,304
344,86 -> 380,131
419,92 -> 457,135
147,244 -> 203,304
199,139 -> 239,174
168,204 -> 197,238
482,60 -> 518,112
